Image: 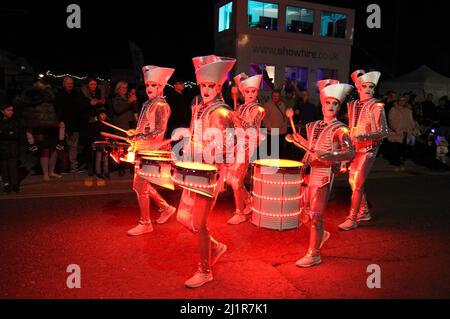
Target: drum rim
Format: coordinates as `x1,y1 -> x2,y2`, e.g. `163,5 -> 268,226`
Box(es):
253,159 -> 304,169
174,161 -> 218,172
137,150 -> 173,155
139,156 -> 174,163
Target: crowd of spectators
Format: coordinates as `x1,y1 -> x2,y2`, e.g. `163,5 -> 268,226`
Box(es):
1,75 -> 449,194
0,74 -> 195,193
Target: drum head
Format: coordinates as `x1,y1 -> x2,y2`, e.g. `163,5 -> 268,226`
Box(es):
138,150 -> 173,157
140,156 -> 173,162
175,162 -> 217,172
253,159 -> 304,168
94,141 -> 109,146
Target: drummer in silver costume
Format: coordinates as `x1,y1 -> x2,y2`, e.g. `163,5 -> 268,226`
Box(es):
338,70 -> 389,231
179,55 -> 236,288
226,73 -> 265,225
126,65 -> 177,236
292,80 -> 355,267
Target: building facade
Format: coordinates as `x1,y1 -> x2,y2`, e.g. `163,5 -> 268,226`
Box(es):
214,0 -> 354,103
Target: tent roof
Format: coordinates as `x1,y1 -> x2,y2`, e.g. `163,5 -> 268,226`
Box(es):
384,65 -> 450,85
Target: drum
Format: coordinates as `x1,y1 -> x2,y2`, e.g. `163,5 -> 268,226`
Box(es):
171,162 -> 218,198
98,140 -> 133,164
137,150 -> 174,160
93,140 -> 130,152
251,159 -> 305,231
137,156 -> 174,190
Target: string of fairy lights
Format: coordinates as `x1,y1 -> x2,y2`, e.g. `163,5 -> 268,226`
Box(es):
41,70 -> 198,88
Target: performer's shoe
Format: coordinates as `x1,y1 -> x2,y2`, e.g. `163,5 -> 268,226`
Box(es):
127,222 -> 153,236
357,210 -> 372,222
296,253 -> 322,268
227,214 -> 247,225
156,206 -> 177,224
338,218 -> 358,231
212,243 -> 227,266
185,271 -> 213,288
320,230 -> 331,249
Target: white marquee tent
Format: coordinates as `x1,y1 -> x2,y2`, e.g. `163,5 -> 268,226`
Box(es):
380,65 -> 450,99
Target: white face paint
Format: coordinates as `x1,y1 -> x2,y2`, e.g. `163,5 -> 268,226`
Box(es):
146,81 -> 161,100
358,82 -> 375,101
322,97 -> 340,119
200,82 -> 219,105
243,87 -> 258,104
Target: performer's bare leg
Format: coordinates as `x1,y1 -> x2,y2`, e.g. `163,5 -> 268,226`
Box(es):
128,174 -> 175,235
185,190 -> 227,288
339,152 -> 376,230
227,163 -> 252,225
358,192 -> 371,222
148,185 -> 176,224
296,186 -> 331,267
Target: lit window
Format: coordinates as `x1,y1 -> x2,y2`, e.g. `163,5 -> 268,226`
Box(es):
320,12 -> 347,38
286,6 -> 314,34
317,68 -> 338,92
250,63 -> 275,90
218,2 -> 233,32
285,66 -> 308,90
248,1 -> 278,31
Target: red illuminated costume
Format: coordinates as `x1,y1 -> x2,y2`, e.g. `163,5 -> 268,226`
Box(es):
226,73 -> 265,225
178,55 -> 236,288
293,80 -> 355,267
127,65 -> 176,236
338,70 -> 389,231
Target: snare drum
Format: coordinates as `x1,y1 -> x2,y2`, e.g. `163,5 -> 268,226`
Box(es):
137,150 -> 174,160
171,162 -> 218,198
137,156 -> 174,190
251,159 -> 305,230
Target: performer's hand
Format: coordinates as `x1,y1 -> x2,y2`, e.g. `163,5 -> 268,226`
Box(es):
292,132 -> 303,144
56,140 -> 65,151
28,144 -> 38,154
354,134 -> 367,142
128,133 -> 145,141
308,151 -> 320,163
126,129 -> 137,136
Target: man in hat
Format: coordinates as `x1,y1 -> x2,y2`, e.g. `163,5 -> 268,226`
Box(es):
338,70 -> 388,231
126,65 -> 177,236
292,80 -> 355,267
178,55 -> 236,288
165,76 -> 192,137
226,73 -> 265,225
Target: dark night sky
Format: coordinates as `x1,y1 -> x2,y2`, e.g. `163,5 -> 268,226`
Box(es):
1,0 -> 449,81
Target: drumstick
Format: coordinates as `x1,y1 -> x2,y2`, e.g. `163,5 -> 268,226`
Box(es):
285,108 -> 296,132
285,134 -> 311,152
100,120 -> 129,135
231,86 -> 238,112
101,132 -> 129,142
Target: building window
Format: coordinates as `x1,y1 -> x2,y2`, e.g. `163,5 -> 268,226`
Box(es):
317,68 -> 338,81
248,1 -> 279,31
218,2 -> 233,32
285,66 -> 308,90
317,68 -> 338,92
250,63 -> 275,90
286,6 -> 314,34
320,11 -> 347,38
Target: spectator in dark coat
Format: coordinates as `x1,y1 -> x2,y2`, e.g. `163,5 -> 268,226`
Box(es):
0,104 -> 21,193
80,78 -> 106,175
165,77 -> 192,138
54,76 -> 82,172
421,93 -> 436,124
111,81 -> 137,131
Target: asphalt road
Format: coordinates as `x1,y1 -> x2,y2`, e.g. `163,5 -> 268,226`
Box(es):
0,174 -> 449,299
